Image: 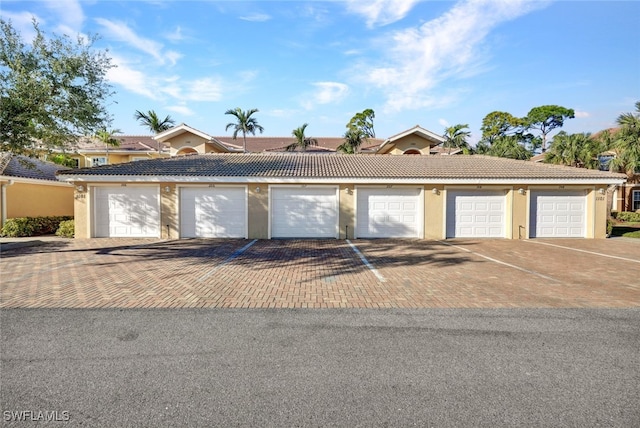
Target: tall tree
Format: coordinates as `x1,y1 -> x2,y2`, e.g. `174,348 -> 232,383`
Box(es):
544,132 -> 602,169
479,111 -> 524,145
94,128 -> 122,165
608,101 -> 640,179
347,109 -> 375,138
224,107 -> 264,153
479,136 -> 532,160
443,124 -> 471,154
287,123 -> 318,152
337,128 -> 366,154
0,19 -> 113,156
134,109 -> 175,152
524,105 -> 575,152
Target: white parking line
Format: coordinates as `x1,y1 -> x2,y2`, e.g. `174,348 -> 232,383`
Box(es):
525,240 -> 640,264
346,240 -> 386,283
436,240 -> 560,283
198,239 -> 258,282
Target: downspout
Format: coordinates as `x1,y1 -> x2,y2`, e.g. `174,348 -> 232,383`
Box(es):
1,179 -> 15,226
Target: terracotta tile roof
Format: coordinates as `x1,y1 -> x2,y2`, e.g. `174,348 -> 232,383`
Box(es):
57,153 -> 627,181
213,136 -> 385,152
1,153 -> 70,181
74,135 -> 168,152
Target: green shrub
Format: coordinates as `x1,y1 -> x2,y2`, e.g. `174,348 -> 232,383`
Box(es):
616,211 -> 640,223
1,216 -> 73,237
55,220 -> 74,238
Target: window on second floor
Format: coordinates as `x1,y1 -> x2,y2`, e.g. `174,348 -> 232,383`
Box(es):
91,157 -> 107,166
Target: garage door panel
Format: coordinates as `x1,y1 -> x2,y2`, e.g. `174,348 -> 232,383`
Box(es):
271,187 -> 338,238
94,187 -> 160,238
356,188 -> 422,238
530,191 -> 585,238
180,187 -> 247,238
447,191 -> 505,238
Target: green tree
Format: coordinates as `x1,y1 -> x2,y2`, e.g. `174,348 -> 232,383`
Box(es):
0,19 -> 113,156
480,136 -> 532,160
134,109 -> 175,152
337,128 -> 366,154
544,132 -> 601,169
224,107 -> 264,153
94,127 -> 122,165
524,105 -> 575,152
287,123 -> 318,152
608,101 -> 640,179
443,124 -> 471,154
479,111 -> 524,145
347,109 -> 375,138
134,110 -> 175,133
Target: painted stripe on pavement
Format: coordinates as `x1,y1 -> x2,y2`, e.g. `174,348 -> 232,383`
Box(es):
347,240 -> 386,283
436,240 -> 560,283
198,239 -> 258,282
525,240 -> 640,264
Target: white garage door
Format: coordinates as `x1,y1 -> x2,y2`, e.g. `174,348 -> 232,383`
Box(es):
94,186 -> 160,237
446,190 -> 505,238
180,187 -> 247,238
271,187 -> 338,238
356,188 -> 422,238
530,191 -> 586,238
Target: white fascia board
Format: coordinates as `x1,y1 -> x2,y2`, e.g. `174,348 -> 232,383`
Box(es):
57,175 -> 626,185
3,175 -> 74,187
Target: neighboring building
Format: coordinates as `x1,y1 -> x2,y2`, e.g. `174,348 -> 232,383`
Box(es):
154,123 -> 444,156
0,153 -> 74,225
55,135 -> 169,168
57,153 -> 625,240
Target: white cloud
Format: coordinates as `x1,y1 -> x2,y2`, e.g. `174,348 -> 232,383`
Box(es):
239,13 -> 272,22
106,56 -> 158,100
165,104 -> 194,116
345,0 -> 419,28
185,78 -> 223,102
575,111 -> 590,118
95,18 -> 180,65
1,11 -> 41,41
359,0 -> 550,112
303,82 -> 350,109
45,0 -> 84,34
438,118 -> 450,128
165,26 -> 185,42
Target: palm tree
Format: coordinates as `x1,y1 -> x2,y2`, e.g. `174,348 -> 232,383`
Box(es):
94,128 -> 122,165
287,123 -> 318,152
443,124 -> 471,154
337,128 -> 366,154
606,101 -> 640,210
544,132 -> 602,169
134,110 -> 176,152
224,108 -> 264,153
608,101 -> 640,178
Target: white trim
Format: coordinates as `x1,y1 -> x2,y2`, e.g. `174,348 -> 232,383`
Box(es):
633,189 -> 640,211
0,175 -> 73,187
57,175 -> 627,186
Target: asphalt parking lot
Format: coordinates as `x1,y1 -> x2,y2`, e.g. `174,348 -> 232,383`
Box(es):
1,238 -> 639,308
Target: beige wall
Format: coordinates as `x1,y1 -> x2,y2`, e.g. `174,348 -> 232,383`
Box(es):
72,181 -> 611,240
168,134 -> 227,156
74,185 -> 89,238
387,136 -> 434,155
5,181 -> 73,219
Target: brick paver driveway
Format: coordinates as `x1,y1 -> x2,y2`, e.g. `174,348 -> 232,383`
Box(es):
1,238 -> 639,308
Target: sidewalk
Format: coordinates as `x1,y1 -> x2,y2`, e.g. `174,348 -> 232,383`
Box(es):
0,235 -> 71,253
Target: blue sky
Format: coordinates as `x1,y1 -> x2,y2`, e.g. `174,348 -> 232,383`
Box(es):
3,1 -> 639,144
